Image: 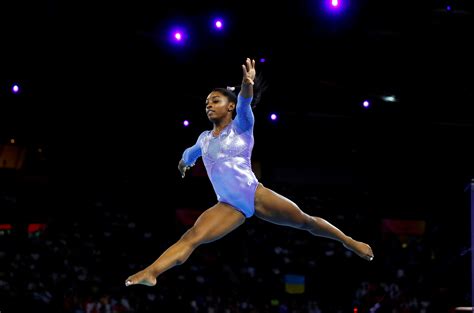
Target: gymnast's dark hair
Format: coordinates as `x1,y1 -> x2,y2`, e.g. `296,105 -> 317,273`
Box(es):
212,73 -> 267,109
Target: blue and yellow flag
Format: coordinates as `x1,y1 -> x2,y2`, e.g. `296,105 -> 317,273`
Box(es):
284,274 -> 305,294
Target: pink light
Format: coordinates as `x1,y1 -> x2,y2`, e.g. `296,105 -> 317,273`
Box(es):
363,100 -> 370,108
215,20 -> 223,29
325,0 -> 342,11
183,120 -> 190,127
12,84 -> 20,93
270,113 -> 277,121
170,27 -> 187,45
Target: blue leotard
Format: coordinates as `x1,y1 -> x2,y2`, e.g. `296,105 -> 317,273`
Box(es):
182,94 -> 258,218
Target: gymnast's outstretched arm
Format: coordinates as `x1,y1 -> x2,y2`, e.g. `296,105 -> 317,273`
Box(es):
178,131 -> 206,178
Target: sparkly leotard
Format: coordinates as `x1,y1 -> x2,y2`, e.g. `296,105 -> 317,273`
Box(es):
182,94 -> 258,218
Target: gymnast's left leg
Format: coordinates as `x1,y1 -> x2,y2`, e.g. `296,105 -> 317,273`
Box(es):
254,184 -> 374,261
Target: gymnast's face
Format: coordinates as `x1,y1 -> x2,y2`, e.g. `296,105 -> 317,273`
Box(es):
205,91 -> 235,122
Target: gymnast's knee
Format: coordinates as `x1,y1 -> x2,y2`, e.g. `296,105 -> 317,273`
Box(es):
300,215 -> 317,231
180,226 -> 206,248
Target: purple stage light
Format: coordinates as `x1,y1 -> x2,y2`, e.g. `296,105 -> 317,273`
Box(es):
215,19 -> 223,29
324,0 -> 343,13
170,27 -> 187,44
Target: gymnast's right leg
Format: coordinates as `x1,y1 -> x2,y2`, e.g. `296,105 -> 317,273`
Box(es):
125,202 -> 246,286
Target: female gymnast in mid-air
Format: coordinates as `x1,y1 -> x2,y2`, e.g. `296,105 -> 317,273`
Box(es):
125,58 -> 374,287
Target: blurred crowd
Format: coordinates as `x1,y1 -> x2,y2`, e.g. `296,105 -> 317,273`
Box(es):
0,185 -> 470,312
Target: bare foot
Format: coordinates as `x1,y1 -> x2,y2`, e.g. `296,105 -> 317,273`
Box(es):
343,237 -> 374,261
125,269 -> 157,287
